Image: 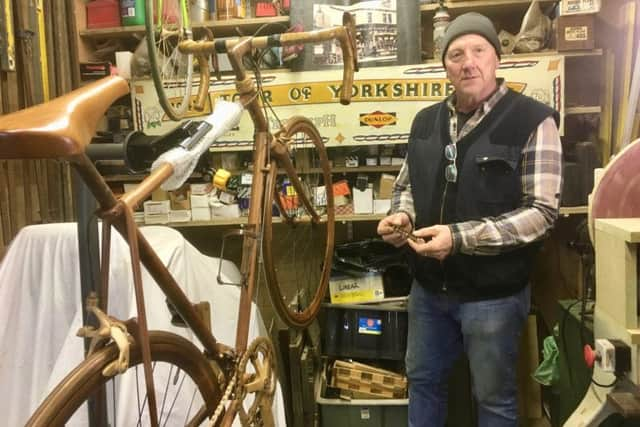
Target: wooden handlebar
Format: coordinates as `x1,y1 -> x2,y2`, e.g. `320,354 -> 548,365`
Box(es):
179,12 -> 359,105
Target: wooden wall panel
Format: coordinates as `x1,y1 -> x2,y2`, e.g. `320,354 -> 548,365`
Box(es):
0,0 -> 79,258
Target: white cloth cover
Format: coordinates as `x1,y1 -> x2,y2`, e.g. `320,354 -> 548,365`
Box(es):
0,223 -> 284,426
152,100 -> 244,190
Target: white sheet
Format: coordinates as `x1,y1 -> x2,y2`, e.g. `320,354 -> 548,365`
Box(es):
0,223 -> 285,426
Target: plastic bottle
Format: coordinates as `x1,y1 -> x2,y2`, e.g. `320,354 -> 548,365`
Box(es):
121,0 -> 146,26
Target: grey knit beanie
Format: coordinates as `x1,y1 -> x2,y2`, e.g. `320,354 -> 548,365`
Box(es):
441,12 -> 501,63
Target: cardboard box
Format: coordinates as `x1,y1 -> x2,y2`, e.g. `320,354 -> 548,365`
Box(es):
377,174 -> 395,199
169,210 -> 191,223
374,199 -> 391,214
123,183 -> 138,193
329,272 -> 385,304
151,188 -> 169,201
143,200 -> 170,215
144,213 -> 169,224
560,0 -> 600,15
190,183 -> 212,195
211,202 -> 241,218
170,188 -> 191,210
190,194 -> 210,208
352,187 -> 373,214
556,14 -> 595,51
314,186 -> 327,207
333,180 -> 351,197
191,207 -> 211,221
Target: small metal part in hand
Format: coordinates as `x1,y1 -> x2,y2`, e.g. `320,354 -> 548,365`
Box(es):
392,225 -> 420,242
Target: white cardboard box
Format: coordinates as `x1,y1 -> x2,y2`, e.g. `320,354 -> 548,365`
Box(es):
352,188 -> 373,214
560,0 -> 600,15
374,199 -> 391,214
211,203 -> 241,218
190,183 -> 212,195
169,210 -> 192,223
144,213 -> 169,224
143,200 -> 171,215
191,207 -> 212,221
190,194 -> 210,208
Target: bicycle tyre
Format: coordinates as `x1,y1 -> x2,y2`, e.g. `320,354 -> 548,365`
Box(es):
262,117 -> 335,328
145,0 -> 195,120
26,331 -> 223,426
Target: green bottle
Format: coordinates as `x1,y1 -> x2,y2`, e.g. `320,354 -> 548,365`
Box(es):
121,0 -> 145,26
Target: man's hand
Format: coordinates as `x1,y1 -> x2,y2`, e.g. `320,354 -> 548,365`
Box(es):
407,225 -> 453,261
377,212 -> 412,247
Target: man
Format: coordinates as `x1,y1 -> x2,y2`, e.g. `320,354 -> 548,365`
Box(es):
377,12 -> 562,427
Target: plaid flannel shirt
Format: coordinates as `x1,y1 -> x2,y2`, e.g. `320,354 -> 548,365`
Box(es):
391,80 -> 563,255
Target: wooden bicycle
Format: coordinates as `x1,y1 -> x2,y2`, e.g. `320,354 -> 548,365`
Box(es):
0,13 -> 357,427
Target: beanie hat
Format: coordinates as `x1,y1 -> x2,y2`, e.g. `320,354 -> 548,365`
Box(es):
441,12 -> 501,63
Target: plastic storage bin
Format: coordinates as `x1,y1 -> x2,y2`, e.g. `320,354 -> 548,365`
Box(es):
321,301 -> 408,361
316,361 -> 408,427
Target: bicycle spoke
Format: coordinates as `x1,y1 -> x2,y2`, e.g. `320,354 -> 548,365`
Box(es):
263,117 -> 334,328
158,364 -> 175,426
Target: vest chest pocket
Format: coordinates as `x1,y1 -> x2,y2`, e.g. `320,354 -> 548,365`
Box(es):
473,154 -> 519,205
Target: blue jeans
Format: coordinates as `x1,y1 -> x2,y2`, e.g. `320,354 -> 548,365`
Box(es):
405,281 -> 530,427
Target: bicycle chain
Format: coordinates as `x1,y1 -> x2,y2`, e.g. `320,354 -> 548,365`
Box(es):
208,336 -> 275,427
235,336 -> 275,426
208,370 -> 238,427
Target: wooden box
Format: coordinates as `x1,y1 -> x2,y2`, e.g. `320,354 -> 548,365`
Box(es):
556,14 -> 595,51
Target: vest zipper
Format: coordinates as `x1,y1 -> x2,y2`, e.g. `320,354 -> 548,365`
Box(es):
439,182 -> 448,292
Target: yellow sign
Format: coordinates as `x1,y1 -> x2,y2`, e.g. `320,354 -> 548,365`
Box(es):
133,58 -> 565,147
329,273 -> 385,304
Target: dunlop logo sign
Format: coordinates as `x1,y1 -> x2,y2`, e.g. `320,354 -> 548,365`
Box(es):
359,111 -> 397,128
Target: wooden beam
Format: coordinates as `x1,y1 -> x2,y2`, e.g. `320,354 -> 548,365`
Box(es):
7,160 -> 26,235
0,161 -> 11,246
599,50 -> 615,164
613,1 -> 636,154
65,0 -> 80,88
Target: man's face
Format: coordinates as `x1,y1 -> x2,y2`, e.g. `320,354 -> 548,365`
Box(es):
444,34 -> 499,105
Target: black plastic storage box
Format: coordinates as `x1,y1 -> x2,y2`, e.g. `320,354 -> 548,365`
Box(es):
321,301 -> 408,361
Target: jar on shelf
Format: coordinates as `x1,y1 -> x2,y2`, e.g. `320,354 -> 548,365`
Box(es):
217,0 -> 248,20
432,2 -> 450,60
190,0 -> 209,23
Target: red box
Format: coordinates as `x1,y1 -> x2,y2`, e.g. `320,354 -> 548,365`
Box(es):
254,0 -> 290,17
86,0 -> 120,29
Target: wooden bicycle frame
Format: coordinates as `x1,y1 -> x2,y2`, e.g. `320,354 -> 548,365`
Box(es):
179,12 -> 357,353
